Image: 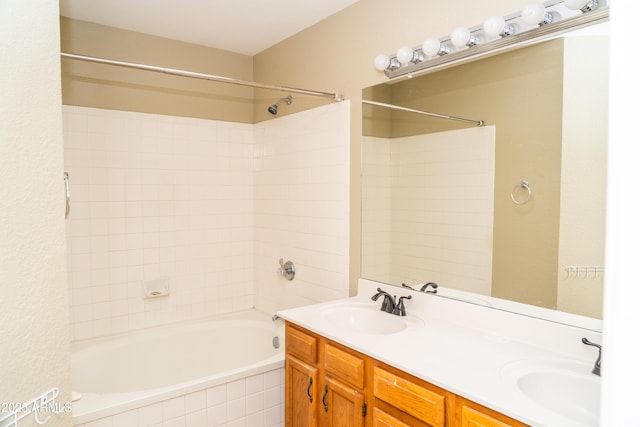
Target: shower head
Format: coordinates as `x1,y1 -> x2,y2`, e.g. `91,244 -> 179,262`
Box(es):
267,95 -> 292,115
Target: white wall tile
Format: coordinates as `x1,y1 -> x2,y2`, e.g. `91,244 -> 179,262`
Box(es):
162,396 -> 185,420
361,127 -> 495,294
185,390 -> 206,414
253,102 -> 351,315
64,106 -> 255,340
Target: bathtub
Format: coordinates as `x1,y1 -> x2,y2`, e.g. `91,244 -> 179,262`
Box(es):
71,309 -> 285,426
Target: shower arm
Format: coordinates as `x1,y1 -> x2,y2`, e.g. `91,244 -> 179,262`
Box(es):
60,52 -> 344,102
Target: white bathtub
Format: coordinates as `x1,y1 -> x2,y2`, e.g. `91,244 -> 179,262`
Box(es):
71,309 -> 285,426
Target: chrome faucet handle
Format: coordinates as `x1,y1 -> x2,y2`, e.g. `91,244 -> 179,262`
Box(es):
420,282 -> 438,293
382,294 -> 396,313
582,337 -> 602,376
278,258 -> 295,281
371,288 -> 396,313
392,295 -> 412,316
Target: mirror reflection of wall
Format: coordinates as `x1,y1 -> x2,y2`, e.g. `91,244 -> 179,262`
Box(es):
362,26 -> 608,320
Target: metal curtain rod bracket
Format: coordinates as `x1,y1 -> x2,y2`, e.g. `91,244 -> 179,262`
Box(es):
362,99 -> 484,127
60,52 -> 344,102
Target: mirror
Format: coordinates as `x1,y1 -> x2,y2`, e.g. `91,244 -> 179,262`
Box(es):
361,19 -> 609,328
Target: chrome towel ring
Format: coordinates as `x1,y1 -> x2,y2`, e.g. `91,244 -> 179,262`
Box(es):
510,180 -> 532,205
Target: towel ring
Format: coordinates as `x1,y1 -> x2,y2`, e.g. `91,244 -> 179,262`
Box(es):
510,180 -> 532,205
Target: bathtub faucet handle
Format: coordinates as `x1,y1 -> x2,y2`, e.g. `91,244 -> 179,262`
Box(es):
278,258 -> 295,281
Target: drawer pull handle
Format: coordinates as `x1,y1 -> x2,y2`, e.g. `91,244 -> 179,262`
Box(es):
307,377 -> 313,403
322,385 -> 329,412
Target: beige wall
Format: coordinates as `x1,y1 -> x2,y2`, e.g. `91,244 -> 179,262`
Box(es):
363,39 -> 564,306
60,0 -> 541,297
1,0 -> 72,422
362,127 -> 496,295
556,35 -> 608,318
254,0 -> 534,294
61,18 -> 255,123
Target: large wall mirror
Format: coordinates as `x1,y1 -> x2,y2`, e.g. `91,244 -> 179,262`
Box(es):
361,16 -> 609,330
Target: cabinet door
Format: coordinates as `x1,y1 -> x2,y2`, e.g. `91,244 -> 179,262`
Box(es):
286,355 -> 318,427
322,377 -> 365,427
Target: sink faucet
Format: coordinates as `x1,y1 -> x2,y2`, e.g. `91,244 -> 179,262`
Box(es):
371,288 -> 395,313
581,338 -> 602,376
371,288 -> 412,316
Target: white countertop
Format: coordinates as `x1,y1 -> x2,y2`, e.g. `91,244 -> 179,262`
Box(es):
277,279 -> 602,427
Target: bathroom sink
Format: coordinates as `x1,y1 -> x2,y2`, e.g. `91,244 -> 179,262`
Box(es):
502,359 -> 600,426
319,302 -> 424,335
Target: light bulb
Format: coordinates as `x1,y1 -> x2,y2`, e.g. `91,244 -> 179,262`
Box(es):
521,2 -> 553,26
564,0 -> 598,12
374,54 -> 390,71
483,16 -> 515,38
451,27 -> 478,49
422,37 -> 449,57
396,46 -> 415,65
564,0 -> 587,9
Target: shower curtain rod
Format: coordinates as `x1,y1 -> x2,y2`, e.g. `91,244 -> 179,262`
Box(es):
60,52 -> 344,102
362,100 -> 484,127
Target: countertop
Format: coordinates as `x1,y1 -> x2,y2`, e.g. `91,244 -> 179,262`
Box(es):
277,279 -> 602,427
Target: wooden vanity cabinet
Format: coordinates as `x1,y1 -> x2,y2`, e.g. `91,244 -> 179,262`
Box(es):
286,323 -> 367,427
285,325 -> 319,426
322,341 -> 366,426
285,322 -> 530,427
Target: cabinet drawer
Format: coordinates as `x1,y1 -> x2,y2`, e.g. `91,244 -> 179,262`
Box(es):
286,324 -> 317,364
323,343 -> 365,389
373,366 -> 446,427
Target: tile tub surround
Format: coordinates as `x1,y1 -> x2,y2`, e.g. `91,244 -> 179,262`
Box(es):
74,367 -> 284,427
278,278 -> 603,427
63,102 -> 350,341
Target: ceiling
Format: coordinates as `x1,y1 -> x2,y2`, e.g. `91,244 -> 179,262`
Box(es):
59,0 -> 360,56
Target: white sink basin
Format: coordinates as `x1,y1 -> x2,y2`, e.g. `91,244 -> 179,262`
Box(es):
502,359 -> 600,426
319,302 -> 424,335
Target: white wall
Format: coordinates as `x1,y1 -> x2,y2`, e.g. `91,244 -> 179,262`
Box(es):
63,106 -> 255,340
556,35 -> 608,318
253,101 -> 351,314
361,137 -> 392,281
63,102 -> 350,340
601,2 -> 640,425
361,127 -> 495,294
0,0 -> 72,423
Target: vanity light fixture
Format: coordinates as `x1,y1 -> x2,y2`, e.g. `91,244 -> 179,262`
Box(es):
564,0 -> 598,13
373,0 -> 608,78
521,2 -> 555,26
396,46 -> 424,65
373,54 -> 400,71
422,37 -> 450,57
451,27 -> 480,49
483,16 -> 516,38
